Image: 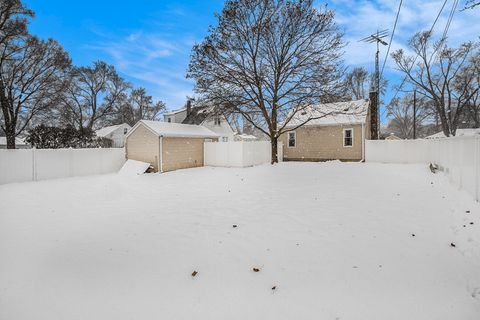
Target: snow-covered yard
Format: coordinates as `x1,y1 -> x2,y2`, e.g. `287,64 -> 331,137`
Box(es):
1,162 -> 479,320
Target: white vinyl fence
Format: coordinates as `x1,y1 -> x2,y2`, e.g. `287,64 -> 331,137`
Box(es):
0,148 -> 126,185
365,137 -> 480,201
204,141 -> 283,167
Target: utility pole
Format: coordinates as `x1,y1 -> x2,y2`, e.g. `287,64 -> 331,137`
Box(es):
413,89 -> 417,139
360,30 -> 388,139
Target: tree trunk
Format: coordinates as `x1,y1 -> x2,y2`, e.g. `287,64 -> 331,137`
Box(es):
5,124 -> 16,149
0,78 -> 15,149
270,136 -> 278,164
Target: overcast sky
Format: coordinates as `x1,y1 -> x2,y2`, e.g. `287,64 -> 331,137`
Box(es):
25,0 -> 480,117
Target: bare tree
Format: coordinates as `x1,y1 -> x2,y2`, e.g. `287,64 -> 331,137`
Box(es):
385,93 -> 432,139
61,61 -> 130,132
343,66 -> 388,101
0,36 -> 70,148
344,67 -> 369,100
456,51 -> 480,127
392,31 -> 480,136
0,0 -> 34,148
113,87 -> 166,126
188,0 -> 344,162
0,0 -> 32,45
462,0 -> 480,10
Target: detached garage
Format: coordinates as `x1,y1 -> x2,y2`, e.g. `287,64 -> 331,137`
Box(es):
126,120 -> 219,172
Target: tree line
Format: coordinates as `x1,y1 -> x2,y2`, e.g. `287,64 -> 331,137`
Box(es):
2,0 -> 479,152
0,0 -> 165,149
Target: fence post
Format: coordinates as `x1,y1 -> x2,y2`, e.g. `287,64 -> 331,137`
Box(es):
69,147 -> 74,177
32,147 -> 37,182
476,137 -> 480,202
459,138 -> 463,189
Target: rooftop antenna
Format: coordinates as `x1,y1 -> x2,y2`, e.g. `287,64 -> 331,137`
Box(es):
359,29 -> 388,138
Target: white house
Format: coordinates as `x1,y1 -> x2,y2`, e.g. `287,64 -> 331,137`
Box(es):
95,123 -> 131,147
163,100 -> 235,142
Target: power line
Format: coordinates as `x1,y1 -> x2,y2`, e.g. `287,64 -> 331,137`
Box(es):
440,0 -> 459,43
388,0 -> 450,104
428,0 -> 459,64
380,0 -> 403,78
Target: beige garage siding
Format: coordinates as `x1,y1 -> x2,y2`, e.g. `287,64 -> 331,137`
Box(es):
279,124 -> 364,161
125,124 -> 159,171
162,137 -> 205,172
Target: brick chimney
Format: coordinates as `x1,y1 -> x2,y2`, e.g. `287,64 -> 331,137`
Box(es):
186,99 -> 192,117
369,91 -> 379,140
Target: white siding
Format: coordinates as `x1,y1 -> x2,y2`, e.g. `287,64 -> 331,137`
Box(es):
201,116 -> 235,142
163,109 -> 187,123
104,124 -> 131,147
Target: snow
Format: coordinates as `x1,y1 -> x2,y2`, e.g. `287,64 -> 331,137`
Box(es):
95,124 -> 122,137
0,162 -> 479,320
285,99 -> 369,128
235,133 -> 258,140
118,159 -> 151,176
0,137 -> 27,146
135,120 -> 220,138
163,107 -> 187,116
426,128 -> 480,139
95,123 -> 131,138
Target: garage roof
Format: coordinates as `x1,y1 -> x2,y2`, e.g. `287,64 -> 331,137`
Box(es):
136,120 -> 220,138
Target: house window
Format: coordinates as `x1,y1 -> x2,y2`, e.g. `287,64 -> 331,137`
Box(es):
343,128 -> 353,147
167,118 -> 171,123
123,128 -> 128,135
288,131 -> 296,148
222,137 -> 228,142
214,117 -> 221,126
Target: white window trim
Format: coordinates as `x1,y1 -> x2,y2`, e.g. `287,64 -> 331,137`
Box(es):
288,131 -> 296,148
343,128 -> 354,148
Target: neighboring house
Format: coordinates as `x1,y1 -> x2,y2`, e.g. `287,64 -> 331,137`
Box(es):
164,100 -> 235,142
0,137 -> 30,149
95,123 -> 131,147
425,128 -> 480,139
278,99 -> 372,161
125,120 -> 219,172
385,133 -> 402,140
234,133 -> 258,141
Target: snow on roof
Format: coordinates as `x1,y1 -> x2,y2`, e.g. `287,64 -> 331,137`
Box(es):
96,124 -> 130,137
285,99 -> 370,128
0,137 -> 26,145
235,133 -> 258,140
164,107 -> 186,116
138,120 -> 220,138
426,128 -> 480,139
